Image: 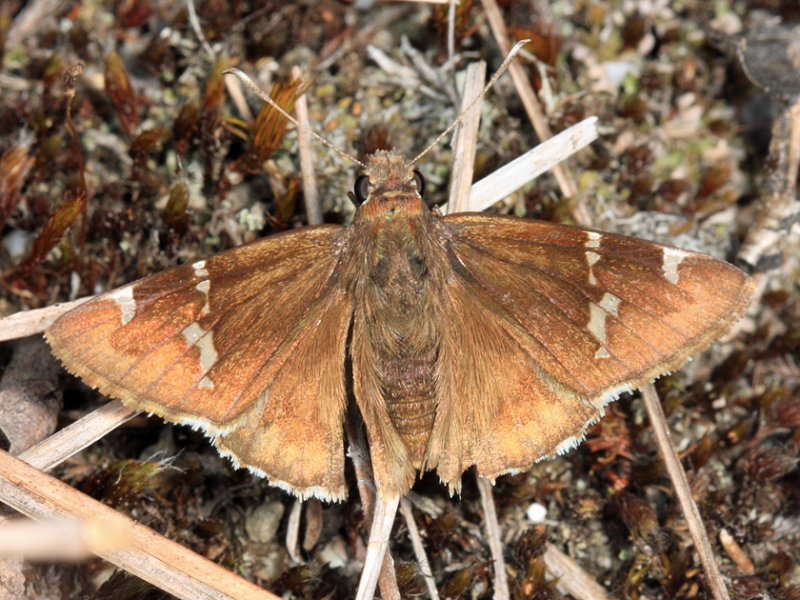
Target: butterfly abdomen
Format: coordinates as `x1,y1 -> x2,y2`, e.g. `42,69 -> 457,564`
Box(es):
379,350 -> 439,466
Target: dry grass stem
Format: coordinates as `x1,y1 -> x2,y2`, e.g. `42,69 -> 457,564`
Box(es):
447,61 -> 486,214
355,494 -> 400,600
440,116 -> 598,214
293,66 -> 322,226
477,475 -> 509,600
399,497 -> 439,600
0,450 -> 279,600
641,384 -> 730,600
344,411 -> 401,599
185,0 -> 215,60
18,400 -> 136,472
542,545 -> 611,600
0,299 -> 87,342
0,517 -> 127,562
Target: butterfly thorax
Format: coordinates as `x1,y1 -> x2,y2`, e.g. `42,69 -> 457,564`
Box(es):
345,152 -> 452,474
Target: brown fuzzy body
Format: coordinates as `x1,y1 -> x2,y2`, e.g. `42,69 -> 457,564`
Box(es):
342,161 -> 451,492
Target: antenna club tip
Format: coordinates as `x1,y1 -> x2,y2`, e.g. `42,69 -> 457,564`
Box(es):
511,39 -> 531,52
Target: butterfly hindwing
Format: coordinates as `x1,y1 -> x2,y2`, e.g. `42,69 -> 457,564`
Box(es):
213,284 -> 353,500
47,225 -> 353,500
426,214 -> 755,486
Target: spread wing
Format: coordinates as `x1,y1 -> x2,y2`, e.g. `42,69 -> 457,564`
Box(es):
47,225 -> 354,501
425,214 -> 755,487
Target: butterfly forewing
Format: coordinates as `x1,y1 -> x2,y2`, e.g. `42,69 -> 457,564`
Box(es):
426,214 -> 755,485
47,225 -> 354,500
444,214 -> 754,392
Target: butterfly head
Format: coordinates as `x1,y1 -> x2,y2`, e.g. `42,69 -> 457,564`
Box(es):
351,150 -> 425,214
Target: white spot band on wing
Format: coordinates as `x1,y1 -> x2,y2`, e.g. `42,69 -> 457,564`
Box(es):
195,279 -> 211,315
193,260 -> 209,278
181,323 -> 218,387
599,291 -> 621,316
110,286 -> 136,325
585,231 -> 601,248
588,302 -> 608,344
586,251 -> 600,285
588,292 -> 621,359
662,247 -> 688,285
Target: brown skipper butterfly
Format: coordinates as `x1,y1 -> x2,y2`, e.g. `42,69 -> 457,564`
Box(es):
46,146 -> 755,501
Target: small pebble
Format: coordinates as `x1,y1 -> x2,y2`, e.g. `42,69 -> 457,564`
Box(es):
317,535 -> 348,569
245,501 -> 285,543
526,502 -> 547,524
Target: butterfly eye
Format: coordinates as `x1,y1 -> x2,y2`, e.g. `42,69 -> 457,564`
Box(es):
354,175 -> 371,204
412,169 -> 425,197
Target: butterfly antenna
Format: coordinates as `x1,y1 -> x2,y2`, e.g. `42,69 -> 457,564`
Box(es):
407,39 -> 530,168
223,68 -> 368,170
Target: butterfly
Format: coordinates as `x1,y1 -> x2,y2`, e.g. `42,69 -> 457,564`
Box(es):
45,149 -> 756,504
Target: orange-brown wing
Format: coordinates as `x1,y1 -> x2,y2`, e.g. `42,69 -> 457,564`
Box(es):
425,214 -> 755,487
47,225 -> 354,501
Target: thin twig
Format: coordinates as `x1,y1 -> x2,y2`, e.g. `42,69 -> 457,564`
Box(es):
316,5 -> 413,72
223,71 -> 255,124
344,410 -> 401,599
446,0 -> 457,91
0,450 -> 279,600
18,400 -> 136,472
0,298 -> 87,342
399,498 -> 439,600
0,517 -> 127,561
292,66 -> 322,226
185,0 -> 253,122
355,494 -> 401,600
477,475 -> 509,600
400,36 -> 457,105
408,40 -> 529,168
542,544 -> 611,600
441,116 -> 599,214
378,547 -> 401,600
404,491 -> 443,519
186,0 -> 215,59
640,384 -> 730,600
447,61 -> 486,214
